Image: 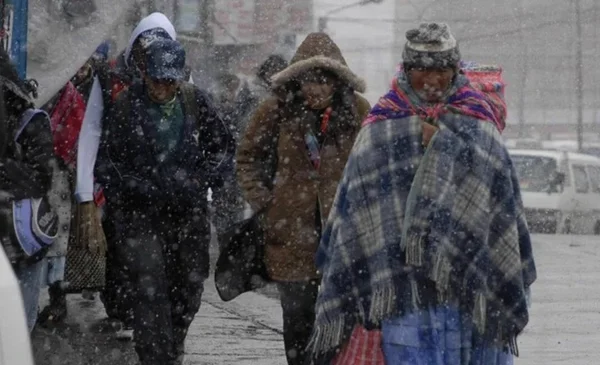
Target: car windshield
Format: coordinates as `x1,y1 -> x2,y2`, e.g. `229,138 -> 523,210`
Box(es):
512,155 -> 559,193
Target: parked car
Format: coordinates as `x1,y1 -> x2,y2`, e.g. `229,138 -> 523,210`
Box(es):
0,247 -> 34,365
510,149 -> 600,235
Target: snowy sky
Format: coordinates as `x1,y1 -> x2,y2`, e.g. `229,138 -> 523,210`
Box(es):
314,0 -> 600,130
313,0 -> 398,103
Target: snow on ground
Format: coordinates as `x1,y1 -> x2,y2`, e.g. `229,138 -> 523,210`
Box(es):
517,234 -> 600,365
198,233 -> 600,364
34,233 -> 599,364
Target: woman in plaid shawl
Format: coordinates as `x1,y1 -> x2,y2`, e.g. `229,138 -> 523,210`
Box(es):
308,23 -> 537,365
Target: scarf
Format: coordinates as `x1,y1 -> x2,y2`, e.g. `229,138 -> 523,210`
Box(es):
304,107 -> 332,170
364,71 -> 501,131
308,73 -> 536,360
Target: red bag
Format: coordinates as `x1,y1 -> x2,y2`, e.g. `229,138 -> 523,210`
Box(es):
332,325 -> 385,365
49,81 -> 86,166
460,62 -> 507,133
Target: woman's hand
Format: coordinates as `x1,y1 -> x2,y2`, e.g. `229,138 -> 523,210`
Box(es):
421,121 -> 439,147
76,202 -> 107,255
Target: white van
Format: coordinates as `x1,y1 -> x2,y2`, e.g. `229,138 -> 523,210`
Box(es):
510,149 -> 600,234
541,140 -> 600,158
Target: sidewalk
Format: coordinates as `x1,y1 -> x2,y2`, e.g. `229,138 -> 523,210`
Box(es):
32,277 -> 285,365
515,235 -> 600,365
184,279 -> 285,365
33,233 -> 600,365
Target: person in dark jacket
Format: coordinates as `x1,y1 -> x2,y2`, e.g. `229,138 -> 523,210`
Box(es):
214,73 -> 251,141
101,16 -> 194,340
96,39 -> 234,365
0,48 -> 55,332
250,54 -> 288,106
210,56 -> 288,242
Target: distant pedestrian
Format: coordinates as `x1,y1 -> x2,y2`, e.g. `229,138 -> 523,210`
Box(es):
250,54 -> 288,104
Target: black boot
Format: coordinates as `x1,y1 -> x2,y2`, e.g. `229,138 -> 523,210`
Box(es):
38,282 -> 68,326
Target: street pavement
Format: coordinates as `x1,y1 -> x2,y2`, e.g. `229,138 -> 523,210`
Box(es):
32,229 -> 286,365
516,234 -> 600,365
31,234 -> 600,364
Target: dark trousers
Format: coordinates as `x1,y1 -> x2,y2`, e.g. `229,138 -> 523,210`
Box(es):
118,211 -> 210,365
277,280 -> 319,365
101,216 -> 135,326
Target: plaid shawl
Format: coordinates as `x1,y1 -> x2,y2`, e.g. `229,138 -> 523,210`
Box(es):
308,73 -> 536,360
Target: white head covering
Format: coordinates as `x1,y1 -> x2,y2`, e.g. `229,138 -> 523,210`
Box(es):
124,12 -> 177,67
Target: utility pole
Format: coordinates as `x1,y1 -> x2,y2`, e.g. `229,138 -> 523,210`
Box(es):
575,0 -> 583,152
318,0 -> 382,33
517,0 -> 529,138
392,0 -> 404,69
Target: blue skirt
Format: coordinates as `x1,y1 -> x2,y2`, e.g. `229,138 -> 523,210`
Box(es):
381,305 -> 513,365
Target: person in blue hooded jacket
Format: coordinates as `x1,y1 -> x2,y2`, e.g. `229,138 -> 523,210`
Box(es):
96,38 -> 234,365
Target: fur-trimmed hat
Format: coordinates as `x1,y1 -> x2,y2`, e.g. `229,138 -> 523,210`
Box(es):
402,23 -> 461,69
271,32 -> 366,93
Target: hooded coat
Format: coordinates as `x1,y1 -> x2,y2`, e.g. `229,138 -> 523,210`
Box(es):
236,33 -> 370,281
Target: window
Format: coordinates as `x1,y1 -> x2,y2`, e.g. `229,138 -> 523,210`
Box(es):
512,155 -> 559,192
572,165 -> 589,193
175,0 -> 201,33
587,165 -> 600,193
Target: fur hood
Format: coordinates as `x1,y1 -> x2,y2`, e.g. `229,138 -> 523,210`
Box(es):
270,33 -> 366,93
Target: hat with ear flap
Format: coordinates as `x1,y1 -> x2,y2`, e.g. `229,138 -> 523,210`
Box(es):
402,22 -> 461,70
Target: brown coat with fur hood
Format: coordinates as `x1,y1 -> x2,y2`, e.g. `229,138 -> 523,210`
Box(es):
237,33 -> 370,281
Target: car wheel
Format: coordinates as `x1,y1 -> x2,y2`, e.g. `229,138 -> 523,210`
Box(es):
562,219 -> 572,235
594,221 -> 600,235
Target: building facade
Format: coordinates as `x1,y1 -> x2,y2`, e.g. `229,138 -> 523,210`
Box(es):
141,0 -> 313,90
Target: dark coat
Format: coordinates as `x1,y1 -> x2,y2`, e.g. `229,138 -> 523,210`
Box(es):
219,80 -> 259,142
0,49 -> 55,261
96,81 -> 235,220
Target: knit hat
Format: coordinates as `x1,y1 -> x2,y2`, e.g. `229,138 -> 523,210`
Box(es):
402,23 -> 461,70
